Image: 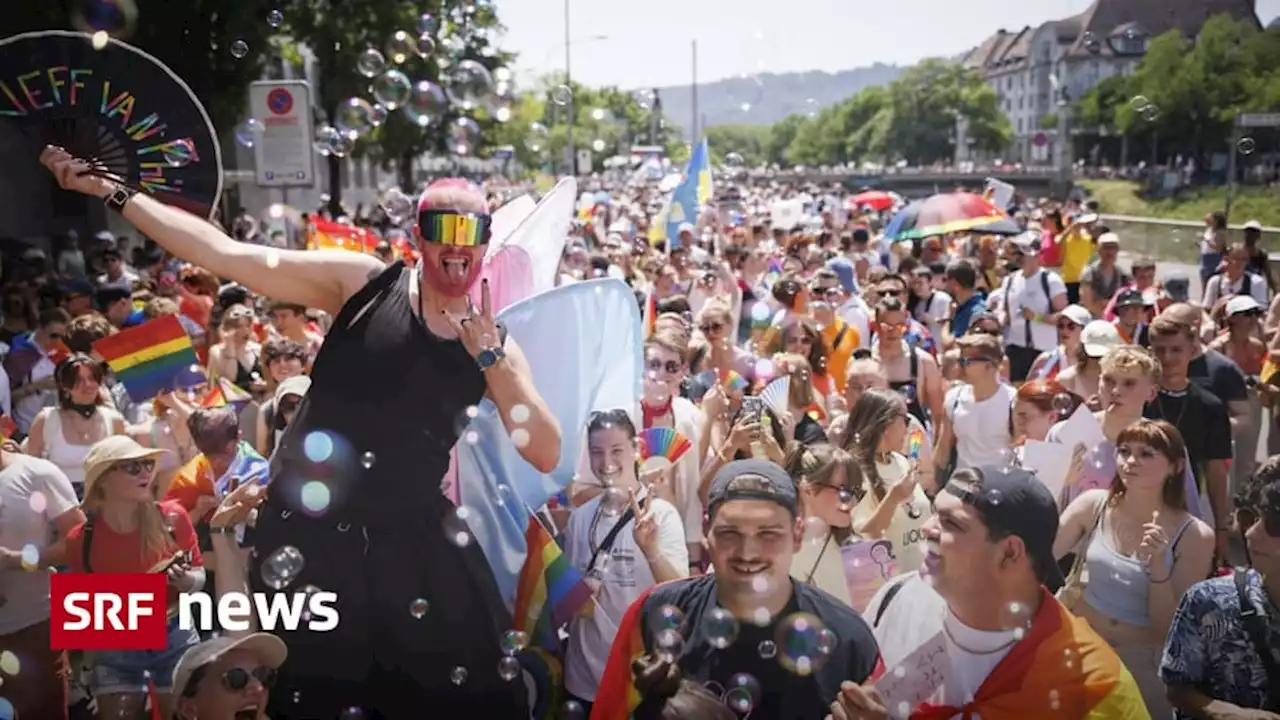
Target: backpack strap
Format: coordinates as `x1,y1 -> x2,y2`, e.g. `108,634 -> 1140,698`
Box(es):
1234,569 -> 1280,710
873,575 -> 912,628
586,497 -> 647,574
82,515 -> 95,574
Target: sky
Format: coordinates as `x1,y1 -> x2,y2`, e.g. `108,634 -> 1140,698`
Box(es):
500,0 -> 1280,90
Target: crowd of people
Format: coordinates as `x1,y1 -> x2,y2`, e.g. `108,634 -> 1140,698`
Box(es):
1,142 -> 1279,720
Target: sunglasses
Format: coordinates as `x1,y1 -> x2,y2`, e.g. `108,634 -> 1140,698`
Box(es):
222,666 -> 277,692
879,322 -> 907,332
957,356 -> 992,368
417,210 -> 492,247
1057,321 -> 1080,331
1236,506 -> 1280,536
113,459 -> 156,476
787,335 -> 814,345
699,322 -> 723,334
879,289 -> 903,297
647,358 -> 681,375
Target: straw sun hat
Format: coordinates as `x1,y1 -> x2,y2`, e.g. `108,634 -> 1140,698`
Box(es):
81,436 -> 168,504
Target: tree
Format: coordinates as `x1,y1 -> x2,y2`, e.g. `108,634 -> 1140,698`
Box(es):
703,125 -> 770,166
8,0 -> 277,147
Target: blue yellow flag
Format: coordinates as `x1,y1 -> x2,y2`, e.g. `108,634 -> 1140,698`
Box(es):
649,139 -> 712,249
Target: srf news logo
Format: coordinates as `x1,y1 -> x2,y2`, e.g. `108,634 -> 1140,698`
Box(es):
50,574 -> 339,650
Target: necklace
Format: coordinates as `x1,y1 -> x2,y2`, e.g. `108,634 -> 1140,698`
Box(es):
1156,389 -> 1189,430
62,410 -> 96,443
942,618 -> 1020,655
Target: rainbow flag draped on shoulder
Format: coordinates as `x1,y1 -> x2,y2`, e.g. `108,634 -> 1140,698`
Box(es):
648,139 -> 712,249
590,584 -> 653,719
92,316 -> 199,403
512,514 -> 593,652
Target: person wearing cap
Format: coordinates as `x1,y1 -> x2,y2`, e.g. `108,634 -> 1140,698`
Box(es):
1027,303 -> 1091,381
1078,232 -> 1132,319
207,306 -> 264,393
592,459 -> 883,720
262,374 -> 310,458
60,278 -> 96,318
1240,219 -> 1275,292
1056,320 -> 1122,404
1054,419 -> 1214,714
994,231 -> 1069,382
1100,256 -> 1159,322
95,285 -> 146,329
1203,242 -> 1269,311
172,633 -> 287,720
1111,287 -> 1151,345
1210,295 -> 1267,378
843,465 -> 1147,719
1053,210 -> 1099,306
62,435 -> 203,718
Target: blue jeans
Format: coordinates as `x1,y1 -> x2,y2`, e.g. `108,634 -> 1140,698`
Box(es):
90,622 -> 199,695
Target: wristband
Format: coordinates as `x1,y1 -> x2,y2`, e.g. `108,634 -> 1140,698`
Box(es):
104,186 -> 138,214
209,525 -> 237,535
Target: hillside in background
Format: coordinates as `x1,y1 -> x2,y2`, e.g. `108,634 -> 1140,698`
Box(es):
652,63 -> 905,136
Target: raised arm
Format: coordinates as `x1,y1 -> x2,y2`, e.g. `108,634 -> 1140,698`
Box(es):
42,146 -> 383,315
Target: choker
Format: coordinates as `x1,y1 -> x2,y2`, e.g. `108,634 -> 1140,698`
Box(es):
642,398 -> 673,428
66,402 -> 97,420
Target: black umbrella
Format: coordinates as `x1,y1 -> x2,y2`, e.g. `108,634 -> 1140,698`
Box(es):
0,30 -> 223,219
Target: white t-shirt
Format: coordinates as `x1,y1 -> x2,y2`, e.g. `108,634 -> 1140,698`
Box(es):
946,383 -> 1016,470
852,453 -> 932,577
837,296 -> 872,350
1202,272 -> 1268,309
0,455 -> 79,634
911,290 -> 953,345
865,572 -> 1019,709
13,351 -> 55,435
563,491 -> 688,701
1001,269 -> 1066,350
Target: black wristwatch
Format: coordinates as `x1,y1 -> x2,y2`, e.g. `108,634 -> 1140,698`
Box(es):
104,186 -> 138,214
476,345 -> 506,371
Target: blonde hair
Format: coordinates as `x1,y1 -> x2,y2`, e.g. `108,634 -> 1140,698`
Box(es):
1099,345 -> 1161,383
83,479 -> 178,564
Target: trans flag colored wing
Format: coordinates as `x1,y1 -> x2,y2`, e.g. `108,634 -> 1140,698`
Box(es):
469,244 -> 534,318
487,194 -> 537,258
456,279 -> 643,609
506,177 -> 577,296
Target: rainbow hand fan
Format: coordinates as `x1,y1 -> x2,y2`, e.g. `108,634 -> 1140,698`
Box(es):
759,376 -> 791,416
697,368 -> 749,394
638,427 -> 693,471
907,427 -> 926,460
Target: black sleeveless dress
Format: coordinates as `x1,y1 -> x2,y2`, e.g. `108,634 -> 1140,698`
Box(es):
250,262 -> 527,718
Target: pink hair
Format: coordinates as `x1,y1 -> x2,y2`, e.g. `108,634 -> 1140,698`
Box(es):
417,178 -> 486,213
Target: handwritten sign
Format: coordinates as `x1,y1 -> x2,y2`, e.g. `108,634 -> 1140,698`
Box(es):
875,630 -> 950,719
841,539 -> 896,613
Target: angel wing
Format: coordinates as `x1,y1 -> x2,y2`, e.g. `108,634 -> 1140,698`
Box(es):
505,177 -> 577,296
486,194 -> 537,260
454,279 -> 643,609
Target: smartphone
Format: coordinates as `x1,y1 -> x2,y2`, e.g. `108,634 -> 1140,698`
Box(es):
742,396 -> 765,423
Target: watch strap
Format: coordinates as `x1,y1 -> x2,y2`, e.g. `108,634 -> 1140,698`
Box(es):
477,345 -> 506,370
104,186 -> 138,214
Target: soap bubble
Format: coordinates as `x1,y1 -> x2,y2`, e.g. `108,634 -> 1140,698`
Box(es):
368,103 -> 388,127
589,107 -> 611,122
724,152 -> 745,169
525,122 -> 550,152
1129,95 -> 1150,112
327,130 -> 355,158
360,451 -> 376,469
725,673 -> 761,713
446,59 -> 495,111
447,117 -> 481,155
409,598 -> 429,618
1000,600 -> 1034,639
230,40 -> 249,59
234,118 -> 263,148
20,543 -> 40,571
500,630 -> 529,655
757,639 -> 777,658
497,656 -> 521,681
592,139 -> 607,153
381,188 -> 414,224
416,34 -> 436,58
1141,104 -> 1160,122
509,404 -> 531,424
372,69 -> 413,110
404,81 -> 448,127
357,49 -> 387,78
494,67 -> 513,83
634,90 -> 654,110
336,97 -> 376,138
163,139 -> 195,168
387,31 -> 415,65
655,605 -> 684,632
443,506 -> 475,547
705,607 -> 740,649
299,481 -> 331,515
1083,32 -> 1101,53
28,491 -> 48,514
337,708 -> 364,720
450,666 -> 467,685
267,9 -> 284,28
260,545 -> 305,589
313,125 -> 340,156
1239,137 -> 1257,155
561,700 -> 587,719
1052,393 -> 1076,415
550,85 -> 573,107
417,13 -> 438,35
598,487 -> 628,518
775,612 -> 836,675
654,628 -> 684,661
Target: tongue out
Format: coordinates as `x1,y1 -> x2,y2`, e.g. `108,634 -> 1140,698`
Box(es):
443,258 -> 470,284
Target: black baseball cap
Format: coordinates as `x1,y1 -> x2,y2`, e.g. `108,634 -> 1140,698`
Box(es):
708,459 -> 798,519
1114,287 -> 1146,309
943,466 -> 1064,587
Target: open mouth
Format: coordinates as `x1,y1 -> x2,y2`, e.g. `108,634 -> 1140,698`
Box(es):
440,255 -> 471,284
234,703 -> 262,720
728,561 -> 768,576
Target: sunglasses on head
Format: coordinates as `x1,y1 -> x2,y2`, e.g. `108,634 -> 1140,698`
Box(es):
647,358 -> 681,375
222,666 -> 277,692
1236,506 -> 1280,536
114,459 -> 155,476
417,210 -> 492,247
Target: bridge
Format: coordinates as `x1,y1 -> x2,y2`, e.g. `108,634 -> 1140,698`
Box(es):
741,168 -> 1069,198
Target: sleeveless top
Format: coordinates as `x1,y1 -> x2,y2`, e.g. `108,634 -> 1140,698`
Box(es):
1083,510 -> 1195,627
42,407 -> 115,490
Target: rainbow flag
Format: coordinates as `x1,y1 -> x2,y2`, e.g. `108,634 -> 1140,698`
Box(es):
513,515 -> 593,653
202,377 -> 254,412
590,585 -> 653,719
642,290 -> 657,339
306,218 -> 377,253
92,315 -> 198,403
1261,351 -> 1279,387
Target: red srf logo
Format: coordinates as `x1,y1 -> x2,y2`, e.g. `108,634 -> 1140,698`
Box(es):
49,574 -> 167,650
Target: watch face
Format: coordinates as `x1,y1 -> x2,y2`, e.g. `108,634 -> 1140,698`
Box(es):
478,349 -> 497,367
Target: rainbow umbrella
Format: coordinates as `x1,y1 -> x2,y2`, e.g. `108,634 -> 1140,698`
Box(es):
883,192 -> 1010,242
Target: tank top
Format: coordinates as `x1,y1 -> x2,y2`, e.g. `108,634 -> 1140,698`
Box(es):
1083,509 -> 1195,627
42,407 -> 113,490
886,345 -> 930,429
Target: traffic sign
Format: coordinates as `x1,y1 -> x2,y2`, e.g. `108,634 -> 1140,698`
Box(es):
1238,113 -> 1280,128
1033,132 -> 1049,147
248,81 -> 316,188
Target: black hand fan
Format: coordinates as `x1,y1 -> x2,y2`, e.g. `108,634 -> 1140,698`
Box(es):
0,30 -> 223,220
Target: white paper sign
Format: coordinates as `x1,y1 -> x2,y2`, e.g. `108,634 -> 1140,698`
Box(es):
248,81 -> 315,187
1021,440 -> 1075,499
875,630 -> 950,718
1053,406 -> 1106,454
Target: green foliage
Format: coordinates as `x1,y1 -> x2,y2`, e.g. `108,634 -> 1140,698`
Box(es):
7,0 -> 278,140
703,59 -> 1011,168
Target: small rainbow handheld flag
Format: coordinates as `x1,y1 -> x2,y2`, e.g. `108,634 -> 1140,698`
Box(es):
92,315 -> 199,403
907,427 -> 926,460
1261,351 -> 1279,387
202,377 -> 254,412
513,514 -> 594,653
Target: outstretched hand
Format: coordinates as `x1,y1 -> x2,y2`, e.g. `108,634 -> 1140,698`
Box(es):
443,279 -> 501,360
40,146 -> 115,198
